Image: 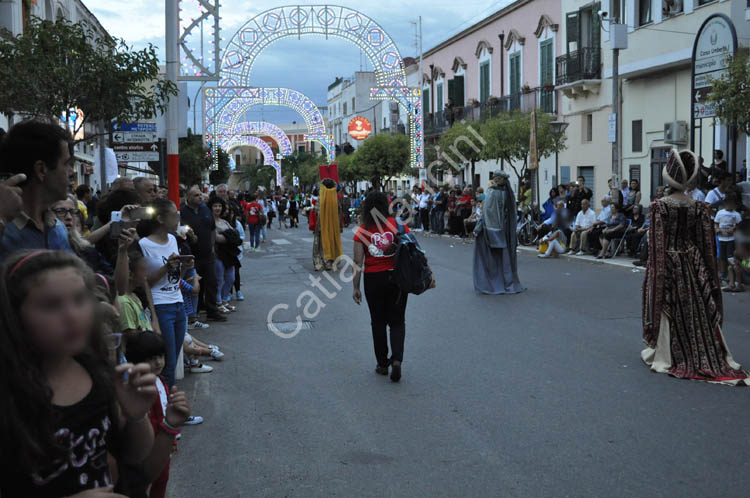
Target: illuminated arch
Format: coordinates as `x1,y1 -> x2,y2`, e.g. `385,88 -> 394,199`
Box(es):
205,86 -> 334,162
225,135 -> 282,185
205,5 -> 423,169
220,5 -> 406,88
217,121 -> 293,157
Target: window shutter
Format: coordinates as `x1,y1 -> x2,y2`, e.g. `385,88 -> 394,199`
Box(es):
448,78 -> 456,104
423,88 -> 430,113
509,54 -> 520,96
592,3 -> 601,50
566,12 -> 579,54
455,75 -> 465,105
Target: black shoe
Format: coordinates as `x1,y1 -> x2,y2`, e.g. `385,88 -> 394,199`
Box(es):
375,365 -> 389,375
390,361 -> 402,382
206,313 -> 228,322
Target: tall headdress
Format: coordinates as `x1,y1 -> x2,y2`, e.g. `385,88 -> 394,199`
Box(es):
663,149 -> 698,191
318,164 -> 340,184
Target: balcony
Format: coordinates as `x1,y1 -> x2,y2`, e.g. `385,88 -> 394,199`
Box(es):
555,47 -> 602,99
424,87 -> 558,137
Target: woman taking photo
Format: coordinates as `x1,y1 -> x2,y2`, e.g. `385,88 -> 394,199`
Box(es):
352,191 -> 410,382
138,198 -> 189,388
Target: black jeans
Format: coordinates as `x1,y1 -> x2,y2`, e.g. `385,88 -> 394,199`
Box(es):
196,254 -> 219,315
420,208 -> 430,231
364,271 -> 408,366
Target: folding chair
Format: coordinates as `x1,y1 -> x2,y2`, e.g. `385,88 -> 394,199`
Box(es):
610,219 -> 632,258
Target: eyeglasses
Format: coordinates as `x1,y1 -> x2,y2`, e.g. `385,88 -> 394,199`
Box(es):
52,208 -> 79,217
104,333 -> 122,351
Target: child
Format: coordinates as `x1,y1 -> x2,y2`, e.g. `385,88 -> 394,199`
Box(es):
124,331 -> 191,498
117,246 -> 154,338
726,220 -> 750,292
0,250 -> 157,497
180,276 -> 216,374
715,194 -> 742,281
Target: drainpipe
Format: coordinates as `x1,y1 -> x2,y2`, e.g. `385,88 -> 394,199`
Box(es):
429,63 -> 435,115
498,33 -> 505,98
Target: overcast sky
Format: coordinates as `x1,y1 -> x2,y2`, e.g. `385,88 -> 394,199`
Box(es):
87,1 -> 511,127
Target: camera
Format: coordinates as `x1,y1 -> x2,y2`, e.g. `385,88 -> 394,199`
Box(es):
598,10 -> 608,18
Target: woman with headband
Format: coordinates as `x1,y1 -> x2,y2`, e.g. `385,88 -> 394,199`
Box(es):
641,149 -> 750,385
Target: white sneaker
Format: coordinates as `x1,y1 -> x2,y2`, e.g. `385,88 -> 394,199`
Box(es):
190,320 -> 210,329
576,251 -> 584,256
184,415 -> 204,425
190,363 -> 213,373
210,349 -> 225,361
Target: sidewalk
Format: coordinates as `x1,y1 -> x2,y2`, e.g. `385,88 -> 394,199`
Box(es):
416,231 -> 643,271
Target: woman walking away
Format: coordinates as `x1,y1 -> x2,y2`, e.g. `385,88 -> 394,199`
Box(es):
473,170 -> 525,295
642,149 -> 750,385
352,191 -> 410,382
244,193 -> 263,252
138,198 -> 190,388
0,250 -> 157,497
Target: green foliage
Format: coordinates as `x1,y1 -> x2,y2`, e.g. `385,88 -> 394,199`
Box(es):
351,133 -> 411,189
209,148 -> 231,186
279,151 -> 324,192
709,51 -> 750,135
0,17 -> 176,140
178,133 -> 228,187
438,121 -> 483,172
479,111 -> 565,182
335,152 -> 360,192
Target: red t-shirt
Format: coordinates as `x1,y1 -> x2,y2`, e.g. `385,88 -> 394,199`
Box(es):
244,202 -> 263,224
353,217 -> 410,273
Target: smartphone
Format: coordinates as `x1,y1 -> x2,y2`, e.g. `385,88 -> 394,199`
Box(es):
130,207 -> 153,220
110,220 -> 137,239
177,255 -> 195,263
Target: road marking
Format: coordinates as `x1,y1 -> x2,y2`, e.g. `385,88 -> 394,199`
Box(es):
271,239 -> 291,245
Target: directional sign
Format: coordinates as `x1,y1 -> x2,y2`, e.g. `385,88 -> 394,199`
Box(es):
112,131 -> 158,143
115,151 -> 160,162
691,15 -> 736,122
113,122 -> 157,132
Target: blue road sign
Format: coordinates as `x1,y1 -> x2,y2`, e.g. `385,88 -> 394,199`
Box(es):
113,122 -> 157,132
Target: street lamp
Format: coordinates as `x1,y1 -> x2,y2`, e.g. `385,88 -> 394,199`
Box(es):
550,120 -> 569,186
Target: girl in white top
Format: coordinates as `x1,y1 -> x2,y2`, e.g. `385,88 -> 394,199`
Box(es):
138,198 -> 189,387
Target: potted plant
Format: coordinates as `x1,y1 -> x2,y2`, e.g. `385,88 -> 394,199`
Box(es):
468,98 -> 480,107
487,96 -> 500,106
521,84 -> 532,94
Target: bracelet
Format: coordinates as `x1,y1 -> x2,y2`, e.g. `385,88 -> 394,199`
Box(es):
160,419 -> 181,436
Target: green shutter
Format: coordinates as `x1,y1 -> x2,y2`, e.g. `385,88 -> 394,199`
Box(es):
437,83 -> 443,111
423,88 -> 430,113
455,75 -> 465,105
509,54 -> 520,96
480,62 -> 490,103
540,39 -> 553,85
592,3 -> 601,50
566,11 -> 579,54
448,78 -> 456,105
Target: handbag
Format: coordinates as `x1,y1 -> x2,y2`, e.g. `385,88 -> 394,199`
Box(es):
538,240 -> 549,254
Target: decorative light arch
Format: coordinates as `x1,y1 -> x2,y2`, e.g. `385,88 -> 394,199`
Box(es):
225,135 -> 283,185
217,121 -> 293,157
204,5 -> 423,170
204,86 -> 334,164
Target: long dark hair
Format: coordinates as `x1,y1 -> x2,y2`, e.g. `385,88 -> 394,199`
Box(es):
361,191 -> 390,227
137,197 -> 176,238
0,250 -> 115,473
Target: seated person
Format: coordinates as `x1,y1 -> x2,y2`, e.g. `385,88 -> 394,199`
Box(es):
569,198 -> 596,255
725,220 -> 750,292
463,198 -> 481,238
625,204 -> 647,255
538,222 -> 568,258
539,199 -> 571,239
596,203 -> 628,259
587,197 -> 612,254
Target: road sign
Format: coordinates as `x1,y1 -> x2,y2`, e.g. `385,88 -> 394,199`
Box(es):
114,151 -> 160,162
113,143 -> 160,162
691,15 -> 736,123
608,113 -> 617,143
113,122 -> 157,132
112,131 -> 158,143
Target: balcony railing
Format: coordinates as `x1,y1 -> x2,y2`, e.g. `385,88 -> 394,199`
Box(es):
424,87 -> 557,136
555,47 -> 601,86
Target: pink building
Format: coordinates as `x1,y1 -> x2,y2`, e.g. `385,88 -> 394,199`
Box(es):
421,0 -> 563,189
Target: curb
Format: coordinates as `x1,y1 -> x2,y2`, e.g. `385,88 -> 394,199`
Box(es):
516,245 -> 642,270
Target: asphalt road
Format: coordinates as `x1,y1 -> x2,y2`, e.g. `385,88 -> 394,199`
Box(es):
168,225 -> 750,498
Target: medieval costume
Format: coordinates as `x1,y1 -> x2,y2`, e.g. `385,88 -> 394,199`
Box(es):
313,165 -> 343,271
472,170 -> 525,295
642,149 -> 750,385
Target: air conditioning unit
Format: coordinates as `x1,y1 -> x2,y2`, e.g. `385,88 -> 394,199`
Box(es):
664,121 -> 689,145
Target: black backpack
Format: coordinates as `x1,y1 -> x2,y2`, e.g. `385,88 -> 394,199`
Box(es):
393,222 -> 435,295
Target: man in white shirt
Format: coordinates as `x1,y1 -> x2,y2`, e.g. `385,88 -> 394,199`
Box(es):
418,190 -> 431,232
688,186 -> 706,202
569,198 -> 597,255
705,171 -> 732,210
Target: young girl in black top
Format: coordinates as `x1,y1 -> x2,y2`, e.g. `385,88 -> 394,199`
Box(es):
0,250 -> 158,498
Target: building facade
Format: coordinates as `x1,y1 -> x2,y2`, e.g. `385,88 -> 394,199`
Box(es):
421,0 -> 563,199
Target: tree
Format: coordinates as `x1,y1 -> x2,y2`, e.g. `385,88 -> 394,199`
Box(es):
280,151 -> 324,192
0,17 -> 176,140
352,133 -> 411,190
335,152 -> 362,193
709,50 -> 750,134
438,121 -> 484,187
238,162 -> 276,192
178,133 -> 229,187
209,148 -> 231,186
480,111 -> 564,184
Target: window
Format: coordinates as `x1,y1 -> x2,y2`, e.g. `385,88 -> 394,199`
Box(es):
343,102 -> 347,115
583,114 -> 593,142
632,120 -> 643,152
650,146 -> 671,198
611,0 -> 627,24
437,82 -> 444,112
298,145 -> 306,154
509,54 -> 520,108
384,117 -> 386,129
698,0 -> 715,5
638,0 -> 653,26
352,97 -> 355,112
629,165 -> 641,182
561,166 -> 571,185
422,88 -> 430,114
480,61 -> 491,103
663,0 -> 683,16
448,76 -> 465,107
539,39 -> 554,113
